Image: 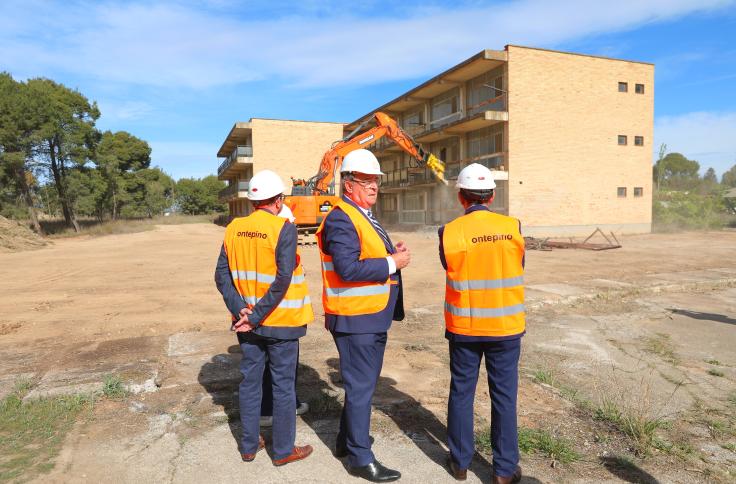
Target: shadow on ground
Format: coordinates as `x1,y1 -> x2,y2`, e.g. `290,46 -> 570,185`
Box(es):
600,456 -> 660,483
669,308 -> 736,326
197,347 -> 542,483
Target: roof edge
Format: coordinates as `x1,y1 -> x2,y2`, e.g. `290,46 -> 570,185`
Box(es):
505,44 -> 654,66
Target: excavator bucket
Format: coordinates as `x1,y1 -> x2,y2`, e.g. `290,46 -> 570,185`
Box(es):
425,153 -> 448,185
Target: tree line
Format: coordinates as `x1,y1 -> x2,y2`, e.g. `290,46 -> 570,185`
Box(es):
652,147 -> 736,230
0,73 -> 225,235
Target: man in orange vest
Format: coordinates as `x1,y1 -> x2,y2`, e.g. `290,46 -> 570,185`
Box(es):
214,170 -> 313,467
439,163 -> 525,484
316,149 -> 410,482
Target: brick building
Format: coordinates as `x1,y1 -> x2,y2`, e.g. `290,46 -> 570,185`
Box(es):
217,118 -> 344,217
217,46 -> 653,235
346,45 -> 654,235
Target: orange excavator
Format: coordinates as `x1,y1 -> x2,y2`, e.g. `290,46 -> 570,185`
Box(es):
285,112 -> 446,233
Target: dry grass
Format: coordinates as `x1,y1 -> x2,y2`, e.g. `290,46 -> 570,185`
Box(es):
643,333 -> 679,365
41,214 -> 219,238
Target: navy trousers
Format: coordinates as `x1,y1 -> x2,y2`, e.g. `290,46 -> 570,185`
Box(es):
447,338 -> 521,477
238,334 -> 298,460
261,344 -> 301,417
333,331 -> 387,467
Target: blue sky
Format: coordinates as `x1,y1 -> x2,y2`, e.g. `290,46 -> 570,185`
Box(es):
2,0 -> 735,180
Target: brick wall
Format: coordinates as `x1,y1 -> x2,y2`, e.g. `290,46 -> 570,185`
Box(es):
506,46 -> 654,234
251,119 -> 344,192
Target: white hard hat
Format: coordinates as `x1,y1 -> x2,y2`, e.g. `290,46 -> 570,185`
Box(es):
247,170 -> 286,201
456,163 -> 496,190
341,149 -> 385,176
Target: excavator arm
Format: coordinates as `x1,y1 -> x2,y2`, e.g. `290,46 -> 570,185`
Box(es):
293,112 -> 446,195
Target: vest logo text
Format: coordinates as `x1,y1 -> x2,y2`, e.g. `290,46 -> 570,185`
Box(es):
471,234 -> 513,244
237,231 -> 268,239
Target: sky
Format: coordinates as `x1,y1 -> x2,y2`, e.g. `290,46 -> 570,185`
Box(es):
2,0 -> 735,180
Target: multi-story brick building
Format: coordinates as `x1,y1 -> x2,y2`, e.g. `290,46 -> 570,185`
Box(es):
217,118 -> 344,217
346,45 -> 654,235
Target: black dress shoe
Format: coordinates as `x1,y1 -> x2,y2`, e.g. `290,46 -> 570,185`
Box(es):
348,460 -> 401,482
446,456 -> 467,480
334,435 -> 375,458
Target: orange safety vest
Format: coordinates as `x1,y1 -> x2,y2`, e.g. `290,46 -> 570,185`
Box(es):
316,200 -> 393,316
442,210 -> 525,337
223,209 -> 313,327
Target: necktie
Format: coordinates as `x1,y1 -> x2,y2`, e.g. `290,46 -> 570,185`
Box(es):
366,210 -> 391,248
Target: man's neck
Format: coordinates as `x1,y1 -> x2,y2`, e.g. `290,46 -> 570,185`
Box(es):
345,194 -> 371,211
258,205 -> 278,215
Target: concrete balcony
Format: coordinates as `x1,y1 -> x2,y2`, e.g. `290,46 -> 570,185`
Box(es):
217,145 -> 253,179
416,110 -> 508,144
219,180 -> 249,202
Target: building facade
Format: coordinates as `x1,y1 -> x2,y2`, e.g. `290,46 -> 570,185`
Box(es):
217,118 -> 344,218
346,45 -> 654,236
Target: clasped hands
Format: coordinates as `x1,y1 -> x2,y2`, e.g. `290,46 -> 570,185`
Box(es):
231,307 -> 255,332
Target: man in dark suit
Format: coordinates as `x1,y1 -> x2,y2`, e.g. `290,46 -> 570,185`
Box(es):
316,149 -> 410,482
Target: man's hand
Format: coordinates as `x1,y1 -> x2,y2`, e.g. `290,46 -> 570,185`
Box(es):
231,307 -> 255,333
391,242 -> 411,270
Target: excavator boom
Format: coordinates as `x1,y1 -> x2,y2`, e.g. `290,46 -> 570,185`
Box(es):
294,112 -> 446,195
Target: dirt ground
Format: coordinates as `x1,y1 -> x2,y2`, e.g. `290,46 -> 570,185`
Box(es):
1,224 -> 735,483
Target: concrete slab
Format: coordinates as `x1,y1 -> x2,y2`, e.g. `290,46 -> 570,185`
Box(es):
24,363 -> 158,400
168,352 -> 242,391
585,278 -> 635,289
524,288 -> 562,303
527,283 -> 587,297
167,331 -> 233,357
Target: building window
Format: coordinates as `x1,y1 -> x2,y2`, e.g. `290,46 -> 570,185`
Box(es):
466,68 -> 506,116
381,194 -> 397,211
401,108 -> 425,136
635,83 -> 645,94
430,88 -> 461,129
618,135 -> 628,145
634,136 -> 644,146
634,187 -> 643,197
618,82 -> 628,92
617,187 -> 627,198
467,126 -> 505,169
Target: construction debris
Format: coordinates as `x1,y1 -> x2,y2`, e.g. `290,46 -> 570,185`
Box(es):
525,227 -> 621,251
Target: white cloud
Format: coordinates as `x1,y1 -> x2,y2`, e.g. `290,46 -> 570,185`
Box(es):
654,111 -> 736,175
98,100 -> 155,122
1,0 -> 733,89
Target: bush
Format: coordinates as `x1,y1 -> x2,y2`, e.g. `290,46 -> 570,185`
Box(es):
653,191 -> 729,231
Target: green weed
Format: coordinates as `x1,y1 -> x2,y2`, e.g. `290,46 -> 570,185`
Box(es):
532,368 -> 555,386
102,374 -> 128,399
0,388 -> 94,480
518,427 -> 580,464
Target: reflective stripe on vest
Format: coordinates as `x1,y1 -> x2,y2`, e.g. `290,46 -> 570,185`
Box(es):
445,275 -> 524,291
443,210 -> 526,337
316,200 -> 391,316
231,270 -> 306,285
242,295 -> 312,309
223,210 -> 314,327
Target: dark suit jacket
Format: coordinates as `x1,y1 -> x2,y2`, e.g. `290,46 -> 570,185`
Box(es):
321,196 -> 404,333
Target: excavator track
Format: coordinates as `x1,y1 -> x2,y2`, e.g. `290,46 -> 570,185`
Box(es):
297,227 -> 318,246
